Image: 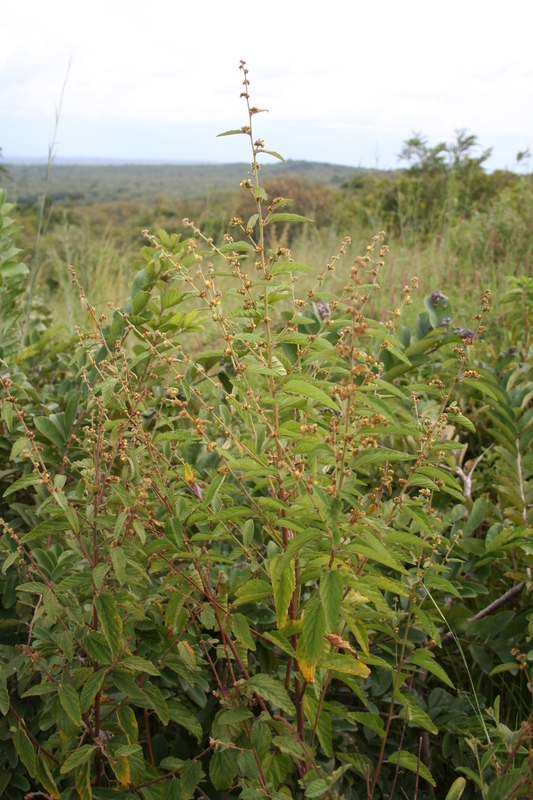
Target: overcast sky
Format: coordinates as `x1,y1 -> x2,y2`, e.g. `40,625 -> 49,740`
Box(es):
2,0 -> 532,170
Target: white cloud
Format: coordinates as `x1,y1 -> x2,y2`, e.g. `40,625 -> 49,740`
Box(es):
2,0 -> 532,167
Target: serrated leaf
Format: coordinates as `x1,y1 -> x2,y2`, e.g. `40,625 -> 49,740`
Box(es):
59,681 -> 82,728
270,554 -> 295,629
409,649 -> 454,688
210,749 -> 238,791
305,779 -> 331,798
234,579 -> 273,606
10,436 -> 30,460
0,668 -> 9,715
60,745 -> 95,774
319,569 -> 343,634
131,289 -> 150,315
398,696 -> 438,734
181,760 -> 204,800
317,653 -> 370,678
117,706 -> 139,743
95,592 -> 122,661
75,759 -> 93,800
283,379 -> 340,411
81,669 -> 105,713
36,753 -> 60,799
161,288 -> 184,310
142,683 -> 169,725
168,702 -> 203,742
110,546 -> 127,585
388,750 -> 435,786
122,656 -> 160,676
14,727 -> 36,777
111,755 -> 130,786
302,594 -> 326,665
233,612 -> 256,651
203,473 -> 225,506
3,473 -> 41,497
349,711 -> 385,738
247,673 -> 295,715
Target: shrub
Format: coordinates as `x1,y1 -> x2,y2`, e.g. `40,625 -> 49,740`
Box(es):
0,64 -> 532,800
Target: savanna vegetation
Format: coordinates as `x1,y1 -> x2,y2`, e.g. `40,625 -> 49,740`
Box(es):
0,62 -> 532,800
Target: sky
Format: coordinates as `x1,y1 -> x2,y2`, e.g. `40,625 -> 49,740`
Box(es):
2,0 -> 532,171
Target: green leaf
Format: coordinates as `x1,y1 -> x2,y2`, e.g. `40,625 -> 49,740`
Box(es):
20,519 -> 70,543
34,416 -> 65,448
463,498 -> 487,537
217,128 -> 248,137
161,287 -> 184,310
260,149 -> 285,162
108,313 -> 124,346
165,592 -> 185,628
305,779 -> 331,798
95,592 -> 122,661
302,594 -> 326,666
402,503 -> 435,537
14,727 -> 36,777
181,760 -> 204,800
283,379 -> 340,411
60,745 -> 95,774
117,706 -> 139,743
218,240 -> 254,253
270,554 -> 295,629
110,546 -> 127,585
398,696 -> 438,734
462,379 -> 500,401
131,289 -> 150,315
80,670 -> 106,713
487,771 -> 524,800
0,668 -> 9,715
233,612 -> 256,651
59,681 -> 82,728
247,673 -> 295,715
10,436 -> 30,460
209,750 -> 238,791
167,702 -> 203,743
388,750 -> 435,786
3,473 -> 41,497
409,649 -> 454,688
319,569 -> 343,633
203,473 -> 225,506
234,579 -> 273,606
317,653 -> 370,678
349,711 -> 385,738
122,656 -> 160,676
268,213 -> 314,223
263,630 -> 296,658
143,683 -> 169,725
36,753 -> 60,799
111,670 -> 147,704
445,777 -> 467,800
75,759 -> 93,800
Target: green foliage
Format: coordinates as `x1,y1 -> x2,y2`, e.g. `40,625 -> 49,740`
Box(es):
1,66 -> 533,800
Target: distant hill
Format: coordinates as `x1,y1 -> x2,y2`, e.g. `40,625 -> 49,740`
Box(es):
4,160 -> 365,205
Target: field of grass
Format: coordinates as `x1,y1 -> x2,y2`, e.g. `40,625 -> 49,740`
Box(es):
4,139 -> 533,342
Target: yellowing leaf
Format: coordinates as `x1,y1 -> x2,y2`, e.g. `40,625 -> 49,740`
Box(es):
184,463 -> 195,484
111,756 -> 130,786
